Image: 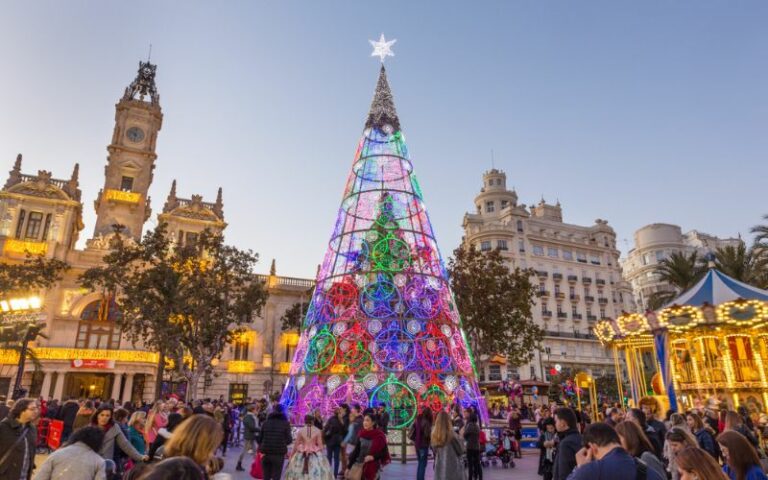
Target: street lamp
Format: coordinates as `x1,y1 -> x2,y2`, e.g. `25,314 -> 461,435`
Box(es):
0,295 -> 44,400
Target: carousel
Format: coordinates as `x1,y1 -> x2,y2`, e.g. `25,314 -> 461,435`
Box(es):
595,268 -> 768,414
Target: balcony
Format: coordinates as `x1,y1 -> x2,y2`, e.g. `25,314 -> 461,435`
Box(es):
553,273 -> 563,281
596,279 -> 606,286
555,292 -> 565,299
557,312 -> 568,319
567,275 -> 578,283
577,258 -> 587,263
537,290 -> 550,297
582,278 -> 592,285
542,310 -> 553,318
536,270 -> 549,278
584,296 -> 595,303
569,294 -> 580,301
587,315 -> 597,322
572,313 -> 583,320
598,297 -> 608,305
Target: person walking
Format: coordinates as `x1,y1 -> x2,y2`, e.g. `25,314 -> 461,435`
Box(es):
376,406 -> 389,435
284,414 -> 334,480
463,412 -> 482,480
626,408 -> 663,458
346,413 -> 390,480
410,408 -> 432,480
553,407 -> 582,480
58,397 -> 80,441
33,426 -> 106,480
0,398 -> 39,480
675,447 -> 729,480
564,422 -> 664,480
163,414 -> 224,479
145,401 -> 168,447
717,430 -> 768,480
128,411 -> 147,455
665,427 -> 699,480
236,404 -> 260,471
615,420 -> 667,480
90,405 -> 148,472
431,411 -> 466,480
687,412 -> 719,459
723,411 -> 760,449
257,404 -> 293,480
341,405 -> 362,475
323,407 -> 344,478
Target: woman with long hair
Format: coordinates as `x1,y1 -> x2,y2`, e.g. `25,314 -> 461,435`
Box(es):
717,430 -> 768,480
669,413 -> 688,431
676,447 -> 729,480
687,412 -> 719,458
90,405 -> 148,478
724,411 -> 760,448
616,420 -> 667,480
163,414 -> 223,478
33,426 -> 106,480
284,414 -> 334,480
410,408 -> 433,480
431,411 -> 466,480
145,401 -> 169,446
128,411 -> 147,455
346,413 -> 390,480
665,427 -> 700,480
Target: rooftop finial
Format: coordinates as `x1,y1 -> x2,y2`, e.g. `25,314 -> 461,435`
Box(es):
4,154 -> 23,189
147,43 -> 152,62
122,60 -> 159,104
365,65 -> 400,132
13,153 -> 22,172
70,163 -> 79,183
213,187 -> 224,219
162,179 -> 179,213
270,259 -> 276,276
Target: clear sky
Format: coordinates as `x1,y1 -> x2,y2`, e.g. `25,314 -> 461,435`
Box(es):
1,1 -> 766,278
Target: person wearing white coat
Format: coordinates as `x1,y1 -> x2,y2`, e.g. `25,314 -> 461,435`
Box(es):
33,426 -> 107,480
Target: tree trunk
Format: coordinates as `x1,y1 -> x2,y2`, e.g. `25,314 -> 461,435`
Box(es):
154,348 -> 165,401
187,368 -> 203,401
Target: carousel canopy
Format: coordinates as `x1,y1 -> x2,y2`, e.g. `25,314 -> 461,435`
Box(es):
663,269 -> 768,309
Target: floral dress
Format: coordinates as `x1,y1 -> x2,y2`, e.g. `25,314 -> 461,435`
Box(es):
284,425 -> 334,480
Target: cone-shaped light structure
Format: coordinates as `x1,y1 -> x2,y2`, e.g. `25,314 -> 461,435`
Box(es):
280,66 -> 487,427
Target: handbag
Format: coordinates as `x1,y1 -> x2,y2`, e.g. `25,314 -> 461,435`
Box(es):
345,463 -> 363,480
250,452 -> 264,479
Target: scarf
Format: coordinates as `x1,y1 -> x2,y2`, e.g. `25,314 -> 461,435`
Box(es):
358,428 -> 390,479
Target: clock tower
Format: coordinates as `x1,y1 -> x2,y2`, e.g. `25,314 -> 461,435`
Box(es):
90,61 -> 163,244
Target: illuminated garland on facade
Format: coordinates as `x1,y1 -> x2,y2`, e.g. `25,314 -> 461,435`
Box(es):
279,66 -> 486,427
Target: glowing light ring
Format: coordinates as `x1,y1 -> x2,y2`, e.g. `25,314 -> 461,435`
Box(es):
329,381 -> 369,415
658,305 -> 703,332
717,300 -> 768,326
406,320 -> 422,335
406,372 -> 424,391
594,321 -> 616,343
372,233 -> 412,272
360,274 -> 400,318
326,280 -> 359,309
417,332 -> 452,373
294,381 -> 326,423
370,377 -> 417,428
404,277 -> 442,319
304,330 -> 337,373
616,313 -> 650,336
338,329 -> 374,374
363,373 -> 379,390
373,323 -> 416,372
367,319 -> 383,335
419,383 -> 449,413
450,331 -> 473,374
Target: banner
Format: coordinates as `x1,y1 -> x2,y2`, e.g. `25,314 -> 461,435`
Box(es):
654,330 -> 678,412
71,359 -> 115,369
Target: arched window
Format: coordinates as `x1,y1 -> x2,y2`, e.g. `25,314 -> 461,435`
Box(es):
76,298 -> 122,349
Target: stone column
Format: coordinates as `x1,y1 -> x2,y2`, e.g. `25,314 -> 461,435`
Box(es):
52,372 -> 66,400
40,371 -> 52,399
110,374 -> 122,402
122,374 -> 134,404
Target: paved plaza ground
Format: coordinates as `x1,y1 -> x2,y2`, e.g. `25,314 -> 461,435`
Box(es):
218,446 -> 542,480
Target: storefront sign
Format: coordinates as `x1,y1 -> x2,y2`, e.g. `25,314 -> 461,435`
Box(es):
71,359 -> 115,369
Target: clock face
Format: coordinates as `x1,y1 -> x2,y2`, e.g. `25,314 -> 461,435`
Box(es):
126,127 -> 145,143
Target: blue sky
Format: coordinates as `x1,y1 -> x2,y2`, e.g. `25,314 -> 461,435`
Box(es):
1,1 -> 766,278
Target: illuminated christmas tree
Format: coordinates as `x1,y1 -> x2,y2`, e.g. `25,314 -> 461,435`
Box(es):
281,37 -> 487,427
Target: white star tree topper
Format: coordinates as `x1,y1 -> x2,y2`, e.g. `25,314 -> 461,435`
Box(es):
369,33 -> 396,63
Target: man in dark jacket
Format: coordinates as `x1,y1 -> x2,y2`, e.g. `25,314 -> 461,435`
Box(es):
57,397 -> 80,442
0,398 -> 39,480
324,408 -> 345,478
236,403 -> 260,471
553,407 -> 582,480
257,404 -> 293,480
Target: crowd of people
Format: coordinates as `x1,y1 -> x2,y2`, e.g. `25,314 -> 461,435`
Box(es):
4,391 -> 768,480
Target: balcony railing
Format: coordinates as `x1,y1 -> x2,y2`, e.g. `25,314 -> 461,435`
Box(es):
553,273 -> 563,281
536,270 -> 549,278
573,314 -> 583,320
542,310 -> 553,318
596,279 -> 606,286
555,292 -> 565,299
557,312 -> 568,319
584,296 -> 595,303
598,297 -> 608,304
582,278 -> 592,284
567,275 -> 578,282
569,294 -> 580,301
537,290 -> 550,297
587,315 -> 597,321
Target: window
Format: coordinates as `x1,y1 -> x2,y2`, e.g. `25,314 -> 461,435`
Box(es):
488,180 -> 493,187
15,209 -> 26,238
642,253 -> 650,266
76,298 -> 122,350
590,254 -> 601,265
501,200 -> 508,209
25,212 -> 44,239
518,240 -> 525,253
185,232 -> 199,247
41,214 -> 52,241
233,335 -> 251,361
562,250 -> 573,261
480,241 -> 491,252
577,252 -> 587,263
571,305 -> 578,315
554,285 -> 561,295
533,245 -> 544,256
655,250 -> 665,262
516,220 -> 523,232
485,201 -> 495,213
496,178 -> 502,186
600,308 -> 606,319
547,247 -> 558,258
487,365 -> 502,381
497,239 -> 508,251
569,286 -> 575,296
120,176 -> 134,192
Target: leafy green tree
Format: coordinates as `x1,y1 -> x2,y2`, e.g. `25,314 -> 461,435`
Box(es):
751,215 -> 768,288
647,251 -> 707,310
714,243 -> 761,285
448,245 -> 541,368
279,287 -> 313,332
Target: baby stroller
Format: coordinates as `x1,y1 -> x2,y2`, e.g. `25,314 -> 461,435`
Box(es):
482,437 -> 499,467
496,429 -> 518,468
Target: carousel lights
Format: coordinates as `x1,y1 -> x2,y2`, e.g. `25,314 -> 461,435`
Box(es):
594,320 -> 616,343
657,305 -> 704,332
616,313 -> 650,336
716,300 -> 768,326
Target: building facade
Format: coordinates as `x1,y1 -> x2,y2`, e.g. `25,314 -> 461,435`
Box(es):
621,223 -> 742,311
462,169 -> 635,384
0,61 -> 311,403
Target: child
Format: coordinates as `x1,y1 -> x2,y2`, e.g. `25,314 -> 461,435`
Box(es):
537,418 -> 557,480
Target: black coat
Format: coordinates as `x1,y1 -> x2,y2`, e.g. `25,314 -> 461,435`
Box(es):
0,417 -> 37,479
57,401 -> 79,427
257,411 -> 293,455
323,416 -> 344,447
553,429 -> 582,480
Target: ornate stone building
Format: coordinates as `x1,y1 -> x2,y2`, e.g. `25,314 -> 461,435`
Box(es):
0,61 -> 312,403
621,223 -> 742,311
462,169 -> 635,384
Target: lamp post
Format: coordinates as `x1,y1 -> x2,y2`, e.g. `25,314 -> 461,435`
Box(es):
0,295 -> 44,400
